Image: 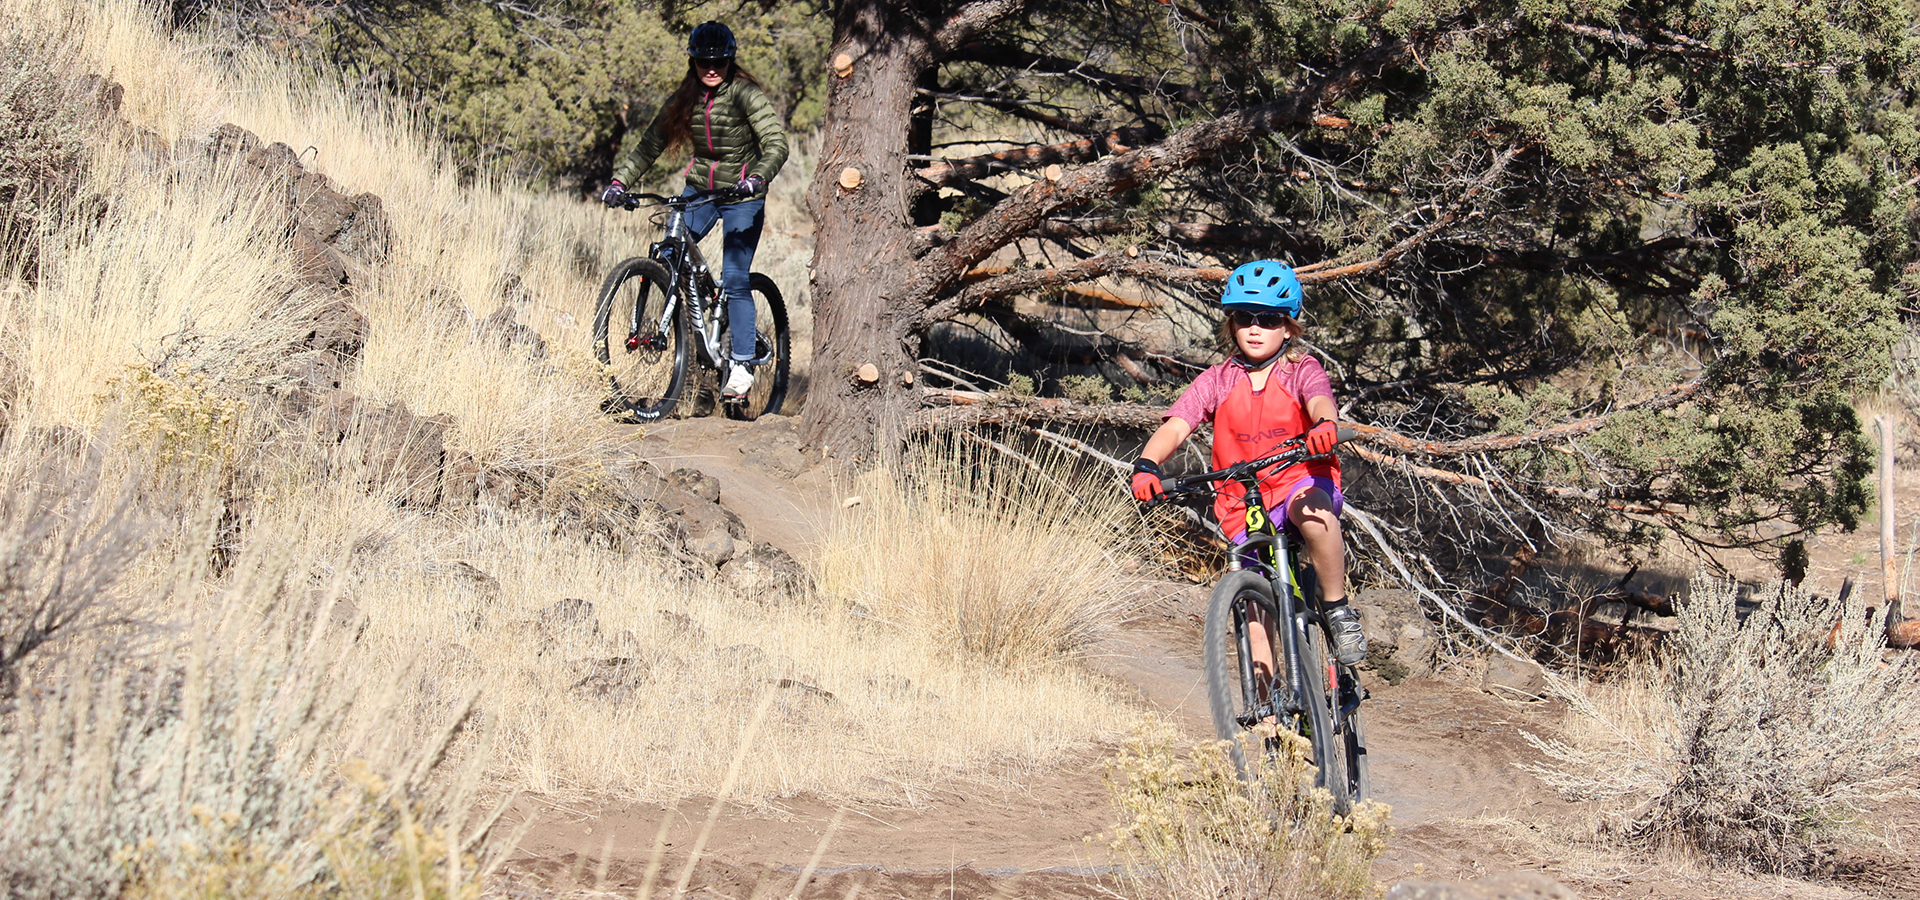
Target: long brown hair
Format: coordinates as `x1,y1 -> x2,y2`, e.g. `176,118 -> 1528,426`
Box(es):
656,60 -> 766,154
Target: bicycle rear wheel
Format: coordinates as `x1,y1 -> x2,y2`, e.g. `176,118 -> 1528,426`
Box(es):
720,273 -> 791,420
1300,617 -> 1356,816
1203,570 -> 1283,778
591,257 -> 687,420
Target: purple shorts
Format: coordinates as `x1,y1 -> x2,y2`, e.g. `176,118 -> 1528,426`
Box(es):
1224,475 -> 1344,544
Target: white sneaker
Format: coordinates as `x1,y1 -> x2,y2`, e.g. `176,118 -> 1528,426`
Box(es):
723,365 -> 754,399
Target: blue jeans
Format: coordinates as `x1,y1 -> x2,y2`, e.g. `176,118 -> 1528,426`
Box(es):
680,189 -> 765,361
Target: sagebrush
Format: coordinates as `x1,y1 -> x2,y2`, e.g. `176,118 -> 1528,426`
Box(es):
1105,722 -> 1389,900
1527,574 -> 1920,872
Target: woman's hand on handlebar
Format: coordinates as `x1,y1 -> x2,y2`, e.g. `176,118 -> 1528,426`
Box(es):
599,180 -> 627,208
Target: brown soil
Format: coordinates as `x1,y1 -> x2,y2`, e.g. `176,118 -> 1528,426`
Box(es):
493,414 -> 1919,900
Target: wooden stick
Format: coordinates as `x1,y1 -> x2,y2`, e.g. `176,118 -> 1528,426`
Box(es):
1879,415 -> 1902,633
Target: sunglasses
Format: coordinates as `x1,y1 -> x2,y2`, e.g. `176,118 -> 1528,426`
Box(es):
694,57 -> 731,70
1228,310 -> 1291,329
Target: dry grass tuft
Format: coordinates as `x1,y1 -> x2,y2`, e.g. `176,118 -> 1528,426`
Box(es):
1104,721 -> 1390,900
1527,573 -> 1920,873
817,436 -> 1145,670
0,14 -> 102,275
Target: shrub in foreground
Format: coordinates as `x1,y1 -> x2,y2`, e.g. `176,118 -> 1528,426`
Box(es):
1105,723 -> 1389,900
1529,574 -> 1920,872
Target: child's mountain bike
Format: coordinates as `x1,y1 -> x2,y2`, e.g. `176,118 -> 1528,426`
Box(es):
592,187 -> 791,421
1146,430 -> 1371,815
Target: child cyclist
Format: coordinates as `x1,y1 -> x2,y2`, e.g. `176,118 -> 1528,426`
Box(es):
1129,259 -> 1367,665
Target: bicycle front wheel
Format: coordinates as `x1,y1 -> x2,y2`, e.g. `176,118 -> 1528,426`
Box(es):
591,257 -> 688,420
720,273 -> 792,420
1204,570 -> 1283,779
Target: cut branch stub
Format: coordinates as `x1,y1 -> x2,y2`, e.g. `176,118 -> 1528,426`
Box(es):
832,53 -> 854,78
855,363 -> 880,383
838,167 -> 863,190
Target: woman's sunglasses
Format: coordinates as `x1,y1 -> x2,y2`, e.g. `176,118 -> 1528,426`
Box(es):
694,57 -> 731,70
1228,310 -> 1291,329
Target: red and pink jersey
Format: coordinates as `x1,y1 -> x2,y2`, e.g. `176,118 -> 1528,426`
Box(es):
1165,354 -> 1340,531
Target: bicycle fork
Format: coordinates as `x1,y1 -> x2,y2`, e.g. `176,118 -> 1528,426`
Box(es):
624,272 -> 683,353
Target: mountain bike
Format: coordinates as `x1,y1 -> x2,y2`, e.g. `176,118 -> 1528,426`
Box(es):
1146,430 -> 1370,816
592,187 -> 791,421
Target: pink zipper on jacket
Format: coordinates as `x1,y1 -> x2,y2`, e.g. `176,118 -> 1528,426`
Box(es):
704,89 -> 717,189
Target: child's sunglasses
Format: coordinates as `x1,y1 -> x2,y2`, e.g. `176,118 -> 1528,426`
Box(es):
1228,310 -> 1291,329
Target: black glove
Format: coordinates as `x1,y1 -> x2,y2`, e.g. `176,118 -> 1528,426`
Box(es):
735,174 -> 766,196
599,180 -> 626,207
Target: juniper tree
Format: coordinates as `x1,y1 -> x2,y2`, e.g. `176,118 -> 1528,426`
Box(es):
800,0 -> 1913,563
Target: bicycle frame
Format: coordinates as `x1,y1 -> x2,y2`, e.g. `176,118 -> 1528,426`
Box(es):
627,192 -> 730,370
1160,435 -> 1362,738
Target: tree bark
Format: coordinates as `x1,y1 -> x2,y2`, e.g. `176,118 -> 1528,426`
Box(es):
801,2 -> 939,460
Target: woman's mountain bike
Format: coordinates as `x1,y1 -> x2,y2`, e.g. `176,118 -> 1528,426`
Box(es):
1146,430 -> 1370,816
592,187 -> 791,421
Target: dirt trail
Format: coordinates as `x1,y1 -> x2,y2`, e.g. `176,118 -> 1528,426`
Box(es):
499,414 -> 1914,900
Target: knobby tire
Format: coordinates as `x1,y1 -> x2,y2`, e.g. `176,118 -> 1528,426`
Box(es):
1203,570 -> 1281,779
721,273 -> 791,420
1300,618 -> 1355,816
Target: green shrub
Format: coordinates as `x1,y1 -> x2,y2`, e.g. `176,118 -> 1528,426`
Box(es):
1060,374 -> 1113,404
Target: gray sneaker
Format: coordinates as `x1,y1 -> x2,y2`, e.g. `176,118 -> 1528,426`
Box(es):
1324,603 -> 1367,666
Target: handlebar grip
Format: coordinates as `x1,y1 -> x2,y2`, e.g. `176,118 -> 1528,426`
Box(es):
1336,425 -> 1358,445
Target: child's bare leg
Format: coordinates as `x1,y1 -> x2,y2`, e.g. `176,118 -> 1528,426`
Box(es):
1287,486 -> 1345,601
1288,485 -> 1366,664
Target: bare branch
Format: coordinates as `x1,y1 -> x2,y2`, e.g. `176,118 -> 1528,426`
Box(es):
947,41 -> 1208,103
914,126 -> 1163,186
1293,145 -> 1524,282
915,37 -> 1415,294
914,378 -> 1705,462
932,0 -> 1033,56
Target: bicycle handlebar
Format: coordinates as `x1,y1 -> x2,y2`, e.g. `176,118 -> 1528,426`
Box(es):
616,186 -> 750,210
1141,425 -> 1358,511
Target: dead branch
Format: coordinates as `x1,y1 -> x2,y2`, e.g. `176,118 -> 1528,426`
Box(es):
1293,145 -> 1524,282
915,35 -> 1416,294
1343,504 -> 1536,665
914,126 -> 1164,187
957,265 -> 1160,309
948,41 -> 1210,103
923,255 -> 1224,325
1345,442 -> 1686,514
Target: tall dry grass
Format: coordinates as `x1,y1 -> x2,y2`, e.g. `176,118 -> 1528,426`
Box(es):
0,2 -> 1144,874
1527,574 -> 1920,873
0,445 -> 496,899
816,435 -> 1147,669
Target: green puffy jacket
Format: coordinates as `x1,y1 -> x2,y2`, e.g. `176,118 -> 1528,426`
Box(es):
613,78 -> 789,200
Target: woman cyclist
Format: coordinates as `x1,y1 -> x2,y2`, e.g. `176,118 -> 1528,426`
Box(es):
1128,260 -> 1368,666
599,21 -> 789,400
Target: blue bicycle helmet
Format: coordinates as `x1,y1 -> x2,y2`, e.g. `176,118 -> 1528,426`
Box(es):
688,21 -> 737,59
1222,259 -> 1303,316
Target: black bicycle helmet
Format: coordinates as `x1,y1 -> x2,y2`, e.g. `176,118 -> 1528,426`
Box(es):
687,21 -> 736,59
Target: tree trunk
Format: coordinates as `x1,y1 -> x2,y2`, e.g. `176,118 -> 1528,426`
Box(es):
800,2 -> 932,461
